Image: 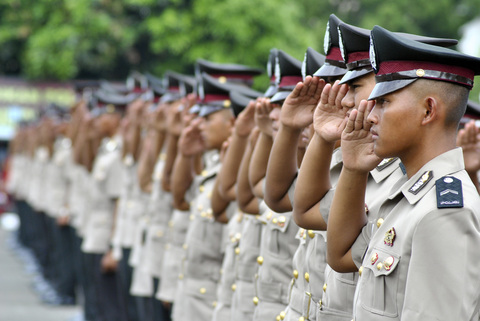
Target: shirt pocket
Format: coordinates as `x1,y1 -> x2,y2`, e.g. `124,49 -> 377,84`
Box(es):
358,247 -> 400,318
264,213 -> 297,259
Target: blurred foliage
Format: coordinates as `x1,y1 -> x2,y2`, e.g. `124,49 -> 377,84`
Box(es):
0,0 -> 478,97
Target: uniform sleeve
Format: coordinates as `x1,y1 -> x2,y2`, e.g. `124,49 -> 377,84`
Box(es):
401,207 -> 480,320
351,222 -> 374,268
287,176 -> 297,207
105,155 -> 124,199
319,187 -> 336,223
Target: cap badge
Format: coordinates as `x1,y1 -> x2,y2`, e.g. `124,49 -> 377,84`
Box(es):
408,170 -> 433,195
324,21 -> 331,54
369,37 -> 377,72
223,100 -> 231,108
218,76 -> 227,84
338,27 -> 346,62
301,51 -> 307,80
274,56 -> 281,85
384,227 -> 396,247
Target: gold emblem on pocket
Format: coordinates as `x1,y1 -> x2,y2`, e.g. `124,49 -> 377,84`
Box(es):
384,227 -> 396,247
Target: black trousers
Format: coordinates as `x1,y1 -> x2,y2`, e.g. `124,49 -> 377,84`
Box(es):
117,247 -> 139,321
84,252 -> 126,321
75,237 -> 98,321
51,222 -> 76,300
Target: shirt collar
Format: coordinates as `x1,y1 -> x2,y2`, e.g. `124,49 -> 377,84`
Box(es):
388,148 -> 465,205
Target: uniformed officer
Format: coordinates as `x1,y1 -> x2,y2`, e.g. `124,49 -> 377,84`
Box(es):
327,25 -> 480,320
244,49 -> 304,321
230,48 -> 278,321
263,46 -> 325,321
81,89 -> 136,321
210,85 -> 263,321
169,60 -> 262,321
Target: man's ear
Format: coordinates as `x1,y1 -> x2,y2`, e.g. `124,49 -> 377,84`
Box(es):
421,96 -> 438,125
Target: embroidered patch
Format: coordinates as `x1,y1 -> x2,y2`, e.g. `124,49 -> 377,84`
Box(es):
435,176 -> 463,208
376,157 -> 398,171
408,171 -> 433,195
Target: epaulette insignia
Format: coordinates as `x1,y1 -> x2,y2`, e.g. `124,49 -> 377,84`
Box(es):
435,176 -> 463,208
376,157 -> 398,171
408,170 -> 433,195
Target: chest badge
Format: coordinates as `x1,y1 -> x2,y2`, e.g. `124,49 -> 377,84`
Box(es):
384,227 -> 396,247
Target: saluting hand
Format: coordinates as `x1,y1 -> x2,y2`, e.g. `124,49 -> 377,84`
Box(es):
457,120 -> 480,175
280,76 -> 325,129
234,100 -> 256,137
313,80 -> 349,143
179,118 -> 205,157
341,100 -> 381,172
254,97 -> 274,137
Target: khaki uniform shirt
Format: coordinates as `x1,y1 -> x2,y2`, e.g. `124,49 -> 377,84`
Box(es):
45,137 -> 72,218
81,136 -> 123,254
353,148 -> 480,320
318,158 -> 405,321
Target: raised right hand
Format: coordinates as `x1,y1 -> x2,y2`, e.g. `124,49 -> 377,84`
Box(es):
313,80 -> 349,143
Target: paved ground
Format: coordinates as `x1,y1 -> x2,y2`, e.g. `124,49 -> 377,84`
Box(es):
0,226 -> 81,321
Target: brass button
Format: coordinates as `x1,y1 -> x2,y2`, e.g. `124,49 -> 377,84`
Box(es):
299,317 -> 305,321
323,283 -> 327,292
235,247 -> 240,255
416,69 -> 425,77
272,218 -> 278,224
207,191 -> 212,199
183,243 -> 188,250
212,301 -> 217,308
376,218 -> 384,228
319,299 -> 322,307
276,315 -> 281,321
200,287 -> 206,294
266,211 -> 273,220
199,185 -> 205,193
235,232 -> 241,240
293,269 -> 298,279
201,170 -> 208,177
307,230 -> 315,239
279,311 -> 286,320
189,214 -> 195,221
257,256 -> 264,265
304,272 -> 310,282
359,266 -> 364,276
253,296 -> 259,305
231,283 -> 237,291
200,211 -> 207,218
178,273 -> 184,280
377,262 -> 383,271
197,204 -> 203,211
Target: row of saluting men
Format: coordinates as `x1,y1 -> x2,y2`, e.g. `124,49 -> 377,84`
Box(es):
7,13 -> 480,321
